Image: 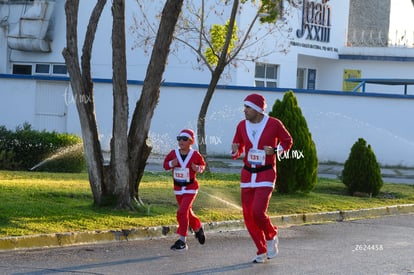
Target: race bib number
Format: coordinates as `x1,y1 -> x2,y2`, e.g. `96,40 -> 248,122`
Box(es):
173,167 -> 190,182
247,149 -> 266,165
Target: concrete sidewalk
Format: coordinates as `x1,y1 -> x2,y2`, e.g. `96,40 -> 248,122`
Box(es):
147,155 -> 414,185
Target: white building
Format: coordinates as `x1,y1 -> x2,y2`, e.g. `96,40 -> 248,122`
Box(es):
1,0 -> 414,166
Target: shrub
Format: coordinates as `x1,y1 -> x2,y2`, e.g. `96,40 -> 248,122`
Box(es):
34,143 -> 86,173
341,138 -> 383,197
269,91 -> 318,193
0,150 -> 21,170
0,122 -> 85,172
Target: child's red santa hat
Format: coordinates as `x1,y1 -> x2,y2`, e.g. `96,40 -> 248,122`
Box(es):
244,93 -> 267,114
178,129 -> 195,143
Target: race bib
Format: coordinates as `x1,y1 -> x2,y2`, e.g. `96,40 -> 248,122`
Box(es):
247,149 -> 266,165
173,167 -> 190,182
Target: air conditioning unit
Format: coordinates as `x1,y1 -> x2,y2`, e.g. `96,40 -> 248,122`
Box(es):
7,0 -> 55,52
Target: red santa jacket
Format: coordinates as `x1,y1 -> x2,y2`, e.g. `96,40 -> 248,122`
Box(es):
163,148 -> 206,195
232,115 -> 293,188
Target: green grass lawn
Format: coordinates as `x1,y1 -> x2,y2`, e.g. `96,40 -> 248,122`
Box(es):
1,170 -> 413,237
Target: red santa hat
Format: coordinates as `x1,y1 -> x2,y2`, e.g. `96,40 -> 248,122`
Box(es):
178,129 -> 195,143
244,93 -> 267,114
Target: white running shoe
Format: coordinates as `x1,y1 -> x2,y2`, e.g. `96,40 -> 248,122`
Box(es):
252,253 -> 266,263
266,236 -> 279,259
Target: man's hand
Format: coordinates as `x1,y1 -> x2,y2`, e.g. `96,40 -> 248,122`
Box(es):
263,145 -> 274,155
231,143 -> 239,154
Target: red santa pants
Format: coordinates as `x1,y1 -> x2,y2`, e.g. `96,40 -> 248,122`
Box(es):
175,193 -> 202,237
241,186 -> 278,255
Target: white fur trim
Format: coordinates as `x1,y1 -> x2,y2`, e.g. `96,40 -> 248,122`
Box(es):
244,100 -> 264,113
240,181 -> 274,188
174,189 -> 198,195
178,132 -> 193,139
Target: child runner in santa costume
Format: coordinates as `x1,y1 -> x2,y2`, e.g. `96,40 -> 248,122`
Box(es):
163,129 -> 206,251
231,93 -> 293,263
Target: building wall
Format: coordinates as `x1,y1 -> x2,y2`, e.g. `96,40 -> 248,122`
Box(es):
1,1 -> 414,166
0,0 -> 351,86
296,53 -> 414,93
1,75 -> 414,167
1,0 -> 413,91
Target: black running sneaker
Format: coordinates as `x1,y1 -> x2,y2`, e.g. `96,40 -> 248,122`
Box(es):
195,227 -> 205,245
170,239 -> 188,251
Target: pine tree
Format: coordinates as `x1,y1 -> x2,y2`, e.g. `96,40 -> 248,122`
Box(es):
269,91 -> 318,193
342,138 -> 383,196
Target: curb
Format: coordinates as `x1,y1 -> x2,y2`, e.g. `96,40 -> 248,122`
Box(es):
1,204 -> 413,252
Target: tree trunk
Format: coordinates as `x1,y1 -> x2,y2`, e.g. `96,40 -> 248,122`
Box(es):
111,0 -> 131,209
62,0 -> 107,205
63,0 -> 184,207
128,0 -> 184,202
197,68 -> 225,172
197,0 -> 239,172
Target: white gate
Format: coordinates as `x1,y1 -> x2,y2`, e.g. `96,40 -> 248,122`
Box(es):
34,81 -> 69,132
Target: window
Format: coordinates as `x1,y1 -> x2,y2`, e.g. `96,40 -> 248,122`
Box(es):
255,63 -> 278,88
8,0 -> 34,4
35,64 -> 50,74
12,63 -> 67,76
52,64 -> 67,75
12,64 -> 32,75
296,68 -> 317,90
297,68 -> 306,89
307,69 -> 316,90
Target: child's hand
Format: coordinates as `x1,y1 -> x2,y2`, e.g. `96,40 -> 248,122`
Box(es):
191,163 -> 200,172
171,158 -> 179,167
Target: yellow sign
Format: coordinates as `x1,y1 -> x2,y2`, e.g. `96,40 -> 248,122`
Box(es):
343,69 -> 361,92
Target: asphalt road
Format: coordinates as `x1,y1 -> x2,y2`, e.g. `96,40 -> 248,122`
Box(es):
0,214 -> 413,275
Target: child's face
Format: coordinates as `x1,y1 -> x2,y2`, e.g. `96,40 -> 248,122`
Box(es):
177,136 -> 192,150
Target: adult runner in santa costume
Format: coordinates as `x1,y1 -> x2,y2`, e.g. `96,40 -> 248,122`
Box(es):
231,93 -> 293,263
164,129 -> 206,251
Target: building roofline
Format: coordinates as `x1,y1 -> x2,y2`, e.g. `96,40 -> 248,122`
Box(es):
338,46 -> 414,62
1,73 -> 414,100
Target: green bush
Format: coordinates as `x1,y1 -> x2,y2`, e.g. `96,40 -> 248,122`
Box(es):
0,123 -> 85,172
341,138 -> 383,197
34,143 -> 86,173
0,150 -> 21,170
269,91 -> 318,193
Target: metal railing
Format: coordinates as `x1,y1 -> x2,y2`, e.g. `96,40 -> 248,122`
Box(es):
347,28 -> 414,48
